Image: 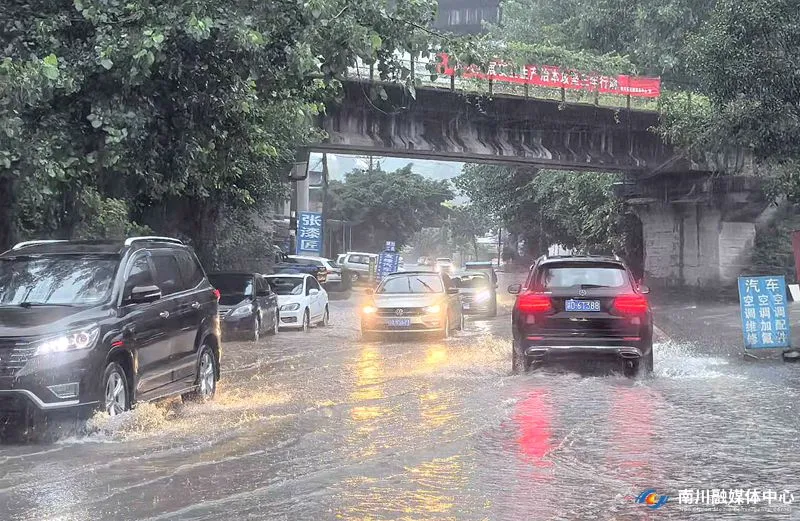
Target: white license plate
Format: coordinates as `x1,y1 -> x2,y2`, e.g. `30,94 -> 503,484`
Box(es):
387,318 -> 411,327
565,299 -> 601,312
463,303 -> 471,310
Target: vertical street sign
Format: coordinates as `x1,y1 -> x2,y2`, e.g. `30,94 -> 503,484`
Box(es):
738,276 -> 791,349
296,211 -> 323,256
376,252 -> 401,282
385,241 -> 396,252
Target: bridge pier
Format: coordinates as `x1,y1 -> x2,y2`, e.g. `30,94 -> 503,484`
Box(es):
636,202 -> 757,288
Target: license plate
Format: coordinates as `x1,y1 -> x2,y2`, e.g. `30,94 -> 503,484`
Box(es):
565,299 -> 601,312
387,318 -> 411,327
463,302 -> 471,310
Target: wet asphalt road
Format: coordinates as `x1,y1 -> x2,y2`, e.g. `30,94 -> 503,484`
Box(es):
2,278 -> 800,520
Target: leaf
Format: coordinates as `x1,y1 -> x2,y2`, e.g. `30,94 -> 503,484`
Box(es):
43,54 -> 58,67
153,33 -> 165,44
43,66 -> 59,80
311,8 -> 322,18
370,34 -> 383,51
100,59 -> 114,70
91,118 -> 103,128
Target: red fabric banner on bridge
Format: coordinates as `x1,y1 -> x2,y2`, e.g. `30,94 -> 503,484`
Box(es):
437,53 -> 661,99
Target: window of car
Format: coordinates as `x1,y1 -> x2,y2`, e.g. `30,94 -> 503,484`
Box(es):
533,262 -> 631,290
267,277 -> 304,295
307,277 -> 321,294
176,250 -> 204,289
377,274 -> 444,294
123,254 -> 155,301
348,254 -> 368,264
256,276 -> 271,296
150,252 -> 184,295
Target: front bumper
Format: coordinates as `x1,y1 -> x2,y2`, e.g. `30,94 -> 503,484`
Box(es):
0,348 -> 102,412
279,307 -> 305,329
219,314 -> 256,338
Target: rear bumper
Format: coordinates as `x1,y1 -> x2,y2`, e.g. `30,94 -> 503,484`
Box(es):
523,344 -> 643,359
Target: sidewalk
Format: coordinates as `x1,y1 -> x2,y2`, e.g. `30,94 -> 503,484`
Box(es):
651,298 -> 800,359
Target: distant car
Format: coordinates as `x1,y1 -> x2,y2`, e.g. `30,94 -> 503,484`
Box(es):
265,274 -> 329,332
417,256 -> 429,266
435,257 -> 454,274
453,270 -> 497,317
209,272 -> 279,341
287,255 -> 330,284
0,237 -> 221,427
321,258 -> 343,286
360,271 -> 463,340
273,251 -> 325,281
341,252 -> 378,284
508,255 -> 653,376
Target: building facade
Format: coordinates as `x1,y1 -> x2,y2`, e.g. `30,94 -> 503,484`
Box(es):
433,0 -> 501,35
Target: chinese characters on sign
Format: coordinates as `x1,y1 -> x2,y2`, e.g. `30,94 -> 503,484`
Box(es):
737,276 -> 791,349
296,211 -> 323,256
376,252 -> 400,282
385,241 -> 396,253
677,488 -> 794,507
437,53 -> 661,98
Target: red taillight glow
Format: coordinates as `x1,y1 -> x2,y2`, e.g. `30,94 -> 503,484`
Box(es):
212,288 -> 221,301
517,292 -> 553,313
613,294 -> 649,315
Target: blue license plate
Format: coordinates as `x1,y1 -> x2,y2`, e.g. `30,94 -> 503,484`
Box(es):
387,318 -> 411,327
565,299 -> 601,312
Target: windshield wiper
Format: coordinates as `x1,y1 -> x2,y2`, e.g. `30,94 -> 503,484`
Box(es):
414,278 -> 436,293
17,302 -> 76,308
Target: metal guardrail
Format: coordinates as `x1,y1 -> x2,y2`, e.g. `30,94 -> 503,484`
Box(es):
345,58 -> 661,112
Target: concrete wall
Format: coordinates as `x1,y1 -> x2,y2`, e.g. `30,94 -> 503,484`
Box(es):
636,202 -> 756,287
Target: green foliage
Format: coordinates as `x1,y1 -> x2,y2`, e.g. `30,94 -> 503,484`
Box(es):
0,0 -> 442,255
327,164 -> 454,251
72,188 -> 151,240
443,204 -> 491,257
456,164 -> 629,256
745,208 -> 799,283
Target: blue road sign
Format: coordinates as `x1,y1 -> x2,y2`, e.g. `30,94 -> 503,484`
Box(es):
296,211 -> 323,256
385,241 -> 396,253
738,276 -> 791,349
376,252 -> 400,282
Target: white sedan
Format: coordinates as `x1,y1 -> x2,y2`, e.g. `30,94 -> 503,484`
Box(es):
265,273 -> 329,332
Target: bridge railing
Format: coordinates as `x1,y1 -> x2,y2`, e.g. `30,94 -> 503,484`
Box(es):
345,56 -> 661,112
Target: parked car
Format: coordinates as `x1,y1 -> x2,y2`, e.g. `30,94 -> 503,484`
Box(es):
453,270 -> 497,317
341,252 -> 378,284
265,274 -> 329,332
273,250 -> 326,282
209,272 -> 279,341
360,271 -> 463,340
508,255 -> 653,376
0,237 -> 221,428
286,255 -> 332,285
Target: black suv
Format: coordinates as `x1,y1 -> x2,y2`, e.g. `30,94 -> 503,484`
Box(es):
508,255 -> 653,375
0,237 -> 221,424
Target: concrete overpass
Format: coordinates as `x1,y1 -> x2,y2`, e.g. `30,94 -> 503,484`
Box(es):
309,80 -> 762,288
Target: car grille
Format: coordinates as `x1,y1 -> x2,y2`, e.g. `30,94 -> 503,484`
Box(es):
461,295 -> 474,303
0,338 -> 37,377
377,307 -> 424,317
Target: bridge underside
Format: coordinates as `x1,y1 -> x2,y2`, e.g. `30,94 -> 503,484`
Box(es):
318,81 -> 711,175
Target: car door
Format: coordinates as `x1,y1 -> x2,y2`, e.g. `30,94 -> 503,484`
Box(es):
256,276 -> 278,330
149,250 -> 190,387
173,250 -> 207,382
119,252 -> 175,397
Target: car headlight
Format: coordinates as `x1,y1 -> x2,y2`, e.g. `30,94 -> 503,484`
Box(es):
474,290 -> 491,303
36,326 -> 100,356
423,304 -> 441,314
230,305 -> 252,317
281,303 -> 301,311
362,305 -> 377,314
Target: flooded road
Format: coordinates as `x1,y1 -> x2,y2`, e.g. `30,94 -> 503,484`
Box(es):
2,285 -> 800,520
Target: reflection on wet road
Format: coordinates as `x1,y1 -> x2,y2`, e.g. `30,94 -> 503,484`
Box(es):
2,288 -> 800,520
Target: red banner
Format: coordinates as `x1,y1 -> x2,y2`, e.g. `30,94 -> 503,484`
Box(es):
437,53 -> 661,99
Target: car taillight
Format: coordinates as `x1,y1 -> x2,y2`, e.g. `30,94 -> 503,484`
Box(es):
612,293 -> 648,315
212,289 -> 220,301
517,292 -> 552,313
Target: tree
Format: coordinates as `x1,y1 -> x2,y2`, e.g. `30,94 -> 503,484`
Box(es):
0,0 -> 442,260
327,164 -> 453,251
444,204 -> 491,259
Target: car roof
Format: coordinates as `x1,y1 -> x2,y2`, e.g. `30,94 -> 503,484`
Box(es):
288,255 -> 323,260
0,238 -> 189,257
265,273 -> 307,279
347,251 -> 377,256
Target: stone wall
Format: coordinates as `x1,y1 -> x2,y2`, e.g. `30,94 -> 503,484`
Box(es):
718,221 -> 756,281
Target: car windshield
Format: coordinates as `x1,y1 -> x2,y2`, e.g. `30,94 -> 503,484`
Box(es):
209,274 -> 252,305
455,272 -> 490,289
267,277 -> 304,295
536,264 -> 630,290
326,259 -> 341,268
0,256 -> 118,306
377,274 -> 444,294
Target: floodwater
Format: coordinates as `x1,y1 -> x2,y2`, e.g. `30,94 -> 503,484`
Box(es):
2,279 -> 800,520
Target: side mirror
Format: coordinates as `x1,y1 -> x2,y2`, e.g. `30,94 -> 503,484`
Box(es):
309,288 -> 320,296
507,284 -> 522,295
446,287 -> 459,295
638,284 -> 651,295
130,285 -> 162,304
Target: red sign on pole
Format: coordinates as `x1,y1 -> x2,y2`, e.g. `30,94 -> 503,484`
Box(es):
437,53 -> 661,99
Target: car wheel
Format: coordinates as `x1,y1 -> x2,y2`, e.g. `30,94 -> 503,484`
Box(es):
511,339 -> 530,374
302,309 -> 311,332
102,362 -> 130,417
321,305 -> 330,326
182,345 -> 218,403
250,316 -> 261,342
267,312 -> 279,335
